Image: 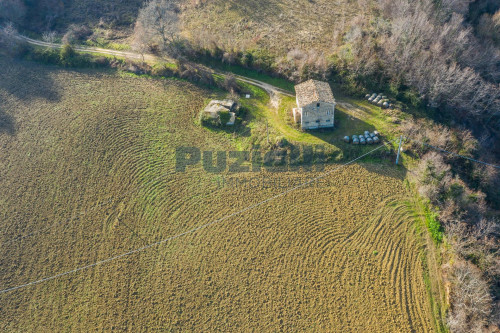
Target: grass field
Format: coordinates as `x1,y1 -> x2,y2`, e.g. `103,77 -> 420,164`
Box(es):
0,56 -> 437,331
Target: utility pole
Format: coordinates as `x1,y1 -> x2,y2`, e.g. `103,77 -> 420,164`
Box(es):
396,135 -> 403,165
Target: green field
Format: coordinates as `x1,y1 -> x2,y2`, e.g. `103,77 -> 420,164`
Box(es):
0,56 -> 438,331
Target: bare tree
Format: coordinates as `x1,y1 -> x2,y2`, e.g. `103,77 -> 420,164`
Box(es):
42,31 -> 57,44
447,261 -> 493,333
131,21 -> 149,63
134,0 -> 181,57
222,75 -> 240,94
413,152 -> 453,204
0,22 -> 20,50
376,0 -> 500,116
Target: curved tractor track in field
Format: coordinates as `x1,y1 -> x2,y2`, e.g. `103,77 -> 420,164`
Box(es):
16,35 -> 295,98
0,53 -> 435,331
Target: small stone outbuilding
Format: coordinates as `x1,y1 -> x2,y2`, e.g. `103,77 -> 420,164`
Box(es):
293,80 -> 336,130
203,99 -> 238,125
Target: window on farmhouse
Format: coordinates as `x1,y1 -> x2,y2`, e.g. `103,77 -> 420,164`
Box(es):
317,103 -> 320,107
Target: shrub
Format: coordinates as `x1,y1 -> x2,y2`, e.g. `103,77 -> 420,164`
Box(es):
60,44 -> 76,67
414,152 -> 453,204
423,203 -> 443,243
222,75 -> 240,94
218,111 -> 231,125
151,63 -> 177,77
62,24 -> 92,45
240,51 -> 253,67
199,112 -> 217,126
26,47 -> 59,64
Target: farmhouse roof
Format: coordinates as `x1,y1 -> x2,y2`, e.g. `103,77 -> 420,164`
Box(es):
294,79 -> 335,107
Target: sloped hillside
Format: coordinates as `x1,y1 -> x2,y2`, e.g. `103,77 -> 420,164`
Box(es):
181,0 -> 364,55
0,56 -> 436,332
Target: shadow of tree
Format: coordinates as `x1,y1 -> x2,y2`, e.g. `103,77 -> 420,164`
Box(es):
0,57 -> 61,103
0,107 -> 15,136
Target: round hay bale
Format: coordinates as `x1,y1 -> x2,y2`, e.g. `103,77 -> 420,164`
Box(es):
353,138 -> 359,145
373,136 -> 380,143
365,94 -> 371,99
383,101 -> 389,108
364,131 -> 370,136
368,97 -> 374,102
373,130 -> 379,136
377,100 -> 384,105
367,137 -> 373,144
359,138 -> 366,145
344,136 -> 350,143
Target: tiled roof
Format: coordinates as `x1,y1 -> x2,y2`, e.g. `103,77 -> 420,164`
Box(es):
294,79 -> 335,107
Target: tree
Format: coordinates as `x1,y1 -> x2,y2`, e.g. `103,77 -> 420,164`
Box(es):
39,0 -> 64,29
376,0 -> 500,116
59,43 -> 76,67
42,31 -> 57,43
131,21 -> 149,63
222,75 -> 240,94
447,261 -> 493,333
134,0 -> 181,57
0,0 -> 26,24
0,22 -> 21,52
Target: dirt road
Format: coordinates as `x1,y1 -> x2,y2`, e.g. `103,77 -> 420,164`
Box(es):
17,35 -> 295,97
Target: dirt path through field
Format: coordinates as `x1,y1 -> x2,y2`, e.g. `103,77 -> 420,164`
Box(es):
17,35 -> 295,98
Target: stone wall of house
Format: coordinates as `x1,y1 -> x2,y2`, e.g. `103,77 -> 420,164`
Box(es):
300,102 -> 335,129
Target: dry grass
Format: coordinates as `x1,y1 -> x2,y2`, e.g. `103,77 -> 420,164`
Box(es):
0,57 -> 435,331
181,0 -> 367,56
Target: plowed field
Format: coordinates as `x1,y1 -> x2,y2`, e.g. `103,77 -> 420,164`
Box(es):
0,57 -> 435,331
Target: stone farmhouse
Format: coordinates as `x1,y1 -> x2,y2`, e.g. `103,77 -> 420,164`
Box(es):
293,79 -> 336,130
